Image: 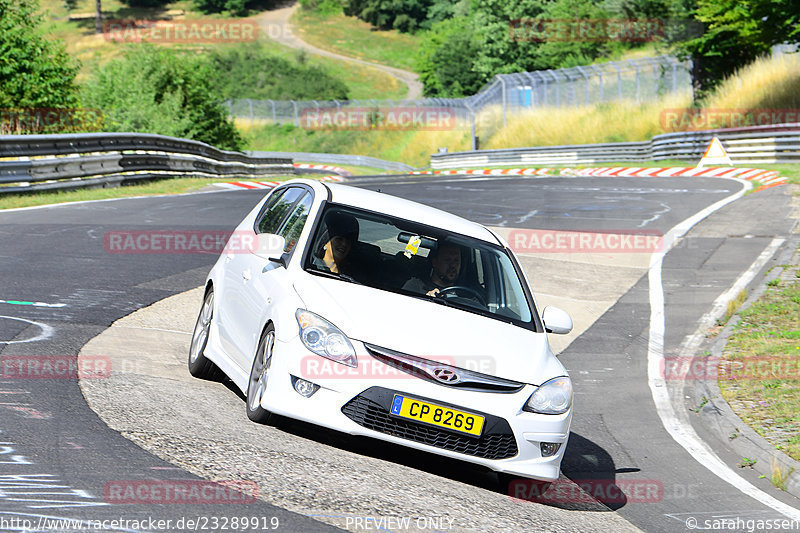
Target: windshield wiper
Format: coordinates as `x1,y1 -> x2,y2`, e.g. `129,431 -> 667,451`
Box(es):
307,268 -> 363,285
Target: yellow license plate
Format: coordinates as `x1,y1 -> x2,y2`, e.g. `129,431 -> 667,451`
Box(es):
390,395 -> 484,437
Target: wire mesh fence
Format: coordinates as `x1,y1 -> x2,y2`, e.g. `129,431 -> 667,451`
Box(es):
226,55 -> 691,146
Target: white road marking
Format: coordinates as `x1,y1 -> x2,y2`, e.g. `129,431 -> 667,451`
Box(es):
0,299 -> 65,308
677,238 -> 785,357
647,178 -> 800,520
638,202 -> 671,228
0,316 -> 54,344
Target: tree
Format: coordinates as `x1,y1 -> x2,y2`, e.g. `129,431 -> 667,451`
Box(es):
679,0 -> 800,97
343,0 -> 459,32
0,0 -> 79,109
416,17 -> 483,96
82,46 -> 242,150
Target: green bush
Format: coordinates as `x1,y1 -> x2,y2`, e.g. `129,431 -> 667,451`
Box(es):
209,44 -> 349,100
299,0 -> 344,15
194,0 -> 280,16
82,46 -> 242,150
118,0 -> 171,7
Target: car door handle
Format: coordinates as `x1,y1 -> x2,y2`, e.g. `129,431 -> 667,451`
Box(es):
242,269 -> 251,281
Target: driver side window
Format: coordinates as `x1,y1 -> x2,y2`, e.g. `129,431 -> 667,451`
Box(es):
257,187 -> 304,235
276,193 -> 312,253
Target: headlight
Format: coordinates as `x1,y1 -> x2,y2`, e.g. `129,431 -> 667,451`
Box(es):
523,376 -> 572,414
295,309 -> 357,367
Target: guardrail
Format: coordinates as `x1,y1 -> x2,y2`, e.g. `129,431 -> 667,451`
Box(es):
248,151 -> 415,172
0,133 -> 294,195
431,123 -> 800,169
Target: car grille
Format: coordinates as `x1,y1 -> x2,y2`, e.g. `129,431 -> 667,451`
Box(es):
341,387 -> 518,460
364,344 -> 525,393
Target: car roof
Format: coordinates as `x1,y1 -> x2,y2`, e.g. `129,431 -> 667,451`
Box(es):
285,178 -> 501,244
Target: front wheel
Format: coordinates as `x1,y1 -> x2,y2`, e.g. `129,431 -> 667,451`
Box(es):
188,288 -> 224,380
246,325 -> 276,424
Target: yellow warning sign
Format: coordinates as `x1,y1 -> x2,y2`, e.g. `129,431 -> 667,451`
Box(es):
697,137 -> 733,168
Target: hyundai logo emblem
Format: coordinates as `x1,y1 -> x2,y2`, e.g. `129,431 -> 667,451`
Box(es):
432,367 -> 460,384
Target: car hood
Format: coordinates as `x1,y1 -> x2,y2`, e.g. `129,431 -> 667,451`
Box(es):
293,274 -> 566,385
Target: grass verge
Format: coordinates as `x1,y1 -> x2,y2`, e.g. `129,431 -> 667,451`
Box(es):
718,264 -> 800,463
0,176 -> 292,210
239,121 -> 470,168
291,8 -> 421,72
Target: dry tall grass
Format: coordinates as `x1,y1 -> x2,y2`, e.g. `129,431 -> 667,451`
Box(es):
483,92 -> 691,149
473,52 -> 800,150
706,53 -> 800,110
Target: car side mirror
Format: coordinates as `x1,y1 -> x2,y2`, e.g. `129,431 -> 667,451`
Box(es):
252,233 -> 287,265
542,306 -> 573,334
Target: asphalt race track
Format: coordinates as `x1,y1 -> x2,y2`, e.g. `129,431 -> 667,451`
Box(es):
0,175 -> 798,532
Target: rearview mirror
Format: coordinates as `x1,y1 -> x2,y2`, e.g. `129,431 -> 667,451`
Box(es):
542,306 -> 573,335
253,233 -> 286,264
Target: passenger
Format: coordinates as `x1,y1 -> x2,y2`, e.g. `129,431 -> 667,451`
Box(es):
402,242 -> 462,297
315,212 -> 359,275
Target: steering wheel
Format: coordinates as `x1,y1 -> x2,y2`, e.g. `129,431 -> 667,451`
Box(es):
437,285 -> 487,307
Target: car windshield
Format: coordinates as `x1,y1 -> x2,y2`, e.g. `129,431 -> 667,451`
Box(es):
303,204 -> 536,328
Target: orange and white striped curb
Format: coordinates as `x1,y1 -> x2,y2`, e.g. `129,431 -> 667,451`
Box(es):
411,168 -> 553,176
218,176 -> 343,190
412,166 -> 787,192
562,166 -> 788,192
293,163 -> 352,176
216,181 -> 280,190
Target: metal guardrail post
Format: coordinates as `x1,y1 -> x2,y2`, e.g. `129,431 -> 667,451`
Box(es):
591,65 -> 603,103
608,61 -> 622,102
547,70 -> 560,107
575,66 -> 590,106
645,57 -> 659,97
292,101 -> 299,127
631,60 -> 641,103
465,102 -> 477,150
499,76 -> 507,127
669,57 -> 679,93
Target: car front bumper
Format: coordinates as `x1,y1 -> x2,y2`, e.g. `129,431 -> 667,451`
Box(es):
260,336 -> 572,482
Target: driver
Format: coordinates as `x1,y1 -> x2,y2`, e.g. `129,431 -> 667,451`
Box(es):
402,242 -> 462,297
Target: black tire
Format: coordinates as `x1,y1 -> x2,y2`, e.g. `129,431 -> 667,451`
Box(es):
246,324 -> 276,424
188,288 -> 224,380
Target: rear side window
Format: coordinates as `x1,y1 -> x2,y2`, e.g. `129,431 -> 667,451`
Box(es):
257,187 -> 305,234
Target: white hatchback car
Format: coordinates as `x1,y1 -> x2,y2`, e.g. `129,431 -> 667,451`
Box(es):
189,178 -> 574,482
